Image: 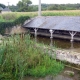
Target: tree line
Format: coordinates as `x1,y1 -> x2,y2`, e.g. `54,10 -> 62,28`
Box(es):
0,0 -> 80,12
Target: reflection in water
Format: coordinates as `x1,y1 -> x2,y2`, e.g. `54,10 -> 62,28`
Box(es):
34,28 -> 38,43
50,38 -> 53,47
31,35 -> 80,52
36,36 -> 80,52
70,41 -> 74,50
35,35 -> 37,42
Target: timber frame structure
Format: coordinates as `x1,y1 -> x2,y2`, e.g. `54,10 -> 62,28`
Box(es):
23,16 -> 80,41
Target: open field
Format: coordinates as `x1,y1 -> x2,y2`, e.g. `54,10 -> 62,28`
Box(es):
42,10 -> 80,16
1,10 -> 80,19
0,10 -> 80,21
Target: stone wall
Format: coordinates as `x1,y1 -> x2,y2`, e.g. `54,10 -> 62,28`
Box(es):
46,46 -> 80,65
5,25 -> 27,35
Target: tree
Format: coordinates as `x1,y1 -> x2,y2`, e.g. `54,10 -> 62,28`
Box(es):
17,0 -> 32,12
17,1 -> 24,8
22,0 -> 32,6
9,5 -> 18,12
0,3 -> 6,9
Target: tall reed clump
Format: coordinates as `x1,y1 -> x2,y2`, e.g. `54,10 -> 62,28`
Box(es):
0,34 -> 64,80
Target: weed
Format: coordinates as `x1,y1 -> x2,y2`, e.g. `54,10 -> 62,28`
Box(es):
0,34 -> 64,80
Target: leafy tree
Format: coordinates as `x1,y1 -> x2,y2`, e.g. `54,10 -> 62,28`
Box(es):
13,3 -> 80,12
22,0 -> 32,6
17,1 -> 24,8
17,0 -> 32,12
0,3 -> 6,9
9,5 -> 18,12
17,6 -> 28,12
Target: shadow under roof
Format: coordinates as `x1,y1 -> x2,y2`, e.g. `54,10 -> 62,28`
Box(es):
23,16 -> 80,32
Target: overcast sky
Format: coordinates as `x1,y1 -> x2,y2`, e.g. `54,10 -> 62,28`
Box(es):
0,0 -> 80,6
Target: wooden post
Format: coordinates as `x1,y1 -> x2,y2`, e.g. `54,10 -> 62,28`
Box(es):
34,28 -> 38,36
34,28 -> 38,42
69,31 -> 77,42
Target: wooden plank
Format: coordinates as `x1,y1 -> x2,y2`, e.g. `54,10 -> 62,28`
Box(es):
31,32 -> 80,41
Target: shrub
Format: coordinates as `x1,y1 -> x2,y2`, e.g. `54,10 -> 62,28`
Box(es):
0,16 -> 30,34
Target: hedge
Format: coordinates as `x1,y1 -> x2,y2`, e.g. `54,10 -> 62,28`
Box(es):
0,16 -> 30,34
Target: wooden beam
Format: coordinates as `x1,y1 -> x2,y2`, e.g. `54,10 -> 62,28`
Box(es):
49,29 -> 54,38
69,31 -> 77,41
34,28 -> 38,36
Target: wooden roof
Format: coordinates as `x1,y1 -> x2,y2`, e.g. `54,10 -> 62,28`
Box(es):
23,16 -> 80,32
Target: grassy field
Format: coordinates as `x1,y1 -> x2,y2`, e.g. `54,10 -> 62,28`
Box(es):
0,10 -> 80,22
42,10 -> 80,16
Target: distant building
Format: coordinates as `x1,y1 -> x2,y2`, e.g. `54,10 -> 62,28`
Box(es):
2,7 -> 11,13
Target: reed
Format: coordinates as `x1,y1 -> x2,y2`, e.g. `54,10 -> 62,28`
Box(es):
0,34 -> 64,80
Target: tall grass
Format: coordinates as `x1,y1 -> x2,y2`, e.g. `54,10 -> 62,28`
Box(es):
0,12 -> 37,22
42,10 -> 80,16
0,34 -> 64,80
0,10 -> 80,22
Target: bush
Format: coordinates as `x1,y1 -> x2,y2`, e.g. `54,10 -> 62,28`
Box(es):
0,16 -> 30,34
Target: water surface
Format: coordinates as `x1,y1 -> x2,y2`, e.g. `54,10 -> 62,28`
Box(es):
36,36 -> 80,52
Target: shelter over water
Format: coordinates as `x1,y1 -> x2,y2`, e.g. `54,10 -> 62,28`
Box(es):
23,16 -> 80,41
23,16 -> 80,32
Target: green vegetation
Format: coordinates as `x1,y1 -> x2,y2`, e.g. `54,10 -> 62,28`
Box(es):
42,10 -> 80,16
9,3 -> 80,12
1,10 -> 80,19
0,15 -> 30,34
69,73 -> 74,77
17,0 -> 32,12
0,10 -> 80,21
0,3 -> 6,9
0,13 -> 30,22
0,10 -> 80,34
1,2 -> 80,12
0,34 -> 64,80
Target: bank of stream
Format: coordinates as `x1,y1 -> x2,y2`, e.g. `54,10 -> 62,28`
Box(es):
23,67 -> 80,80
25,35 -> 80,80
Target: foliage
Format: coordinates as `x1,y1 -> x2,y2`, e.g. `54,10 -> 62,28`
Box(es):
0,34 -> 64,80
22,0 -> 32,6
17,0 -> 32,12
9,5 -> 18,12
40,4 -> 80,10
0,10 -> 80,34
9,3 -> 80,12
0,3 -> 6,9
17,6 -> 28,12
17,1 -> 24,8
0,16 -> 30,34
